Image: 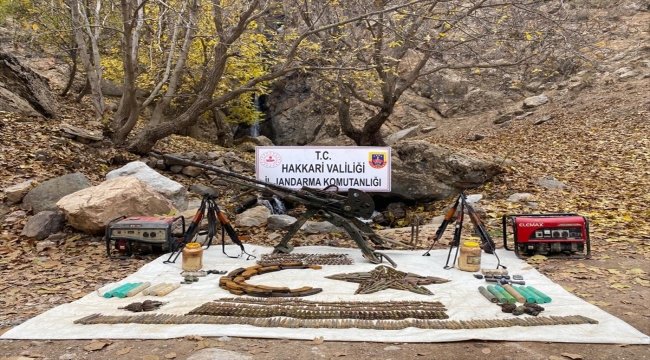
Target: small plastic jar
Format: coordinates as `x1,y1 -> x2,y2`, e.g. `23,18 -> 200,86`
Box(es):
458,241 -> 481,272
182,242 -> 203,271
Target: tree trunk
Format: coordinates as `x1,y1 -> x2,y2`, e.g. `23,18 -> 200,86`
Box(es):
360,112 -> 389,146
60,50 -> 78,97
147,0 -> 198,126
111,0 -> 143,143
125,0 -> 259,154
337,93 -> 362,145
126,97 -> 211,154
75,77 -> 89,103
212,109 -> 233,147
69,0 -> 105,120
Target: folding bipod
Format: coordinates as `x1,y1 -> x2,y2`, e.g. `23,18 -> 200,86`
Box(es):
423,192 -> 505,270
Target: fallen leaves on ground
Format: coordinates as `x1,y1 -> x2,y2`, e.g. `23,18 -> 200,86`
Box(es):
433,94 -> 650,309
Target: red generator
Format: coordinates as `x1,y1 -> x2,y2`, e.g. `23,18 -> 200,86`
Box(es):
105,216 -> 185,258
502,213 -> 590,259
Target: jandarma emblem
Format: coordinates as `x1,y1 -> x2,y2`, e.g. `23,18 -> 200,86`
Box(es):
259,151 -> 282,168
368,152 -> 387,169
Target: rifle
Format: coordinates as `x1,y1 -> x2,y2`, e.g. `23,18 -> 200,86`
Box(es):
422,194 -> 461,256
424,192 -> 505,269
444,200 -> 464,269
152,152 -> 402,267
464,197 -> 497,255
164,193 -> 255,264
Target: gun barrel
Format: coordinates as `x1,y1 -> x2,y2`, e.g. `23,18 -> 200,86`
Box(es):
152,152 -> 375,219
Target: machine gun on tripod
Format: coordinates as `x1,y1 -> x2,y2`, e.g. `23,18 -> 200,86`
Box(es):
423,192 -> 505,270
152,152 -> 406,267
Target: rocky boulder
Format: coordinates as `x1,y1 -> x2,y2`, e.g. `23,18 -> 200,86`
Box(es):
22,172 -> 91,213
385,125 -> 420,145
0,51 -> 59,118
265,80 -> 439,147
234,206 -> 271,227
3,179 -> 35,204
266,214 -> 298,230
21,210 -> 65,240
56,177 -> 177,234
106,161 -> 189,211
302,221 -> 344,234
523,94 -> 549,108
383,140 -> 504,202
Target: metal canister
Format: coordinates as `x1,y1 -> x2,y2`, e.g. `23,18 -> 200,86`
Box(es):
182,242 -> 203,271
458,241 -> 481,272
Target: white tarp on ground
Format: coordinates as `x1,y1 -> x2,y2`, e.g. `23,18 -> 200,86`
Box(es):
2,245 -> 649,344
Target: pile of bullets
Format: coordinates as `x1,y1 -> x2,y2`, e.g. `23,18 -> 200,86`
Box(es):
219,263 -> 323,297
258,253 -> 354,266
188,299 -> 449,320
326,265 -> 450,295
75,313 -> 599,330
118,300 -> 167,312
214,297 -> 446,309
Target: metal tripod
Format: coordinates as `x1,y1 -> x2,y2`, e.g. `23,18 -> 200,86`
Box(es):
423,192 -> 505,270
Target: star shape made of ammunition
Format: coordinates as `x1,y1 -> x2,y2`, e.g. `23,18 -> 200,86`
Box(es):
325,265 -> 450,295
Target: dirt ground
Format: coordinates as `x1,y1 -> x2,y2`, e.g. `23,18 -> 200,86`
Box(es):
0,337 -> 648,360
2,5 -> 650,360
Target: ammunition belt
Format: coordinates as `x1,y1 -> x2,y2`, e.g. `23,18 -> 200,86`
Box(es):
258,253 -> 354,266
75,314 -> 598,330
188,301 -> 448,320
213,297 -> 446,309
219,263 -> 323,297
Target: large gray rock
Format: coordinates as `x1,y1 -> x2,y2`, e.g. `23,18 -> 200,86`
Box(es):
385,140 -> 504,202
188,184 -> 219,197
234,206 -> 271,227
22,173 -> 91,213
0,52 -> 59,118
234,135 -> 275,152
56,177 -> 177,234
523,94 -> 549,108
536,175 -> 568,190
266,214 -> 298,230
181,166 -> 204,177
303,221 -> 344,234
106,161 -> 189,211
507,192 -> 534,202
21,210 -> 65,240
385,125 -> 420,145
267,83 -> 439,147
